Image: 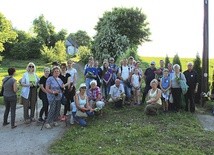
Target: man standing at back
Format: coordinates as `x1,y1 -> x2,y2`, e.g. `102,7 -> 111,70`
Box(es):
183,62 -> 198,113
141,61 -> 157,104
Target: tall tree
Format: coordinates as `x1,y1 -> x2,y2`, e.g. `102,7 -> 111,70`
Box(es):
0,13 -> 17,52
95,7 -> 150,47
193,53 -> 202,104
173,54 -> 182,71
165,54 -> 170,68
93,7 -> 150,61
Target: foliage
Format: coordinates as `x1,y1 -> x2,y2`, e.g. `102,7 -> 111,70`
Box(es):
165,54 -> 170,68
77,46 -> 92,64
0,12 -> 17,52
172,54 -> 182,71
67,30 -> 91,47
49,106 -> 214,154
92,27 -> 129,61
95,7 -> 150,47
193,53 -> 202,103
93,7 -> 150,62
41,40 -> 66,63
33,14 -> 67,48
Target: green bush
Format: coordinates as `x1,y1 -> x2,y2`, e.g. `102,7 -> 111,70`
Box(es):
77,46 -> 92,64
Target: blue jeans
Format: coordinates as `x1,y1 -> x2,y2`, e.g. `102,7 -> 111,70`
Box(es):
121,81 -> 131,99
72,110 -> 94,127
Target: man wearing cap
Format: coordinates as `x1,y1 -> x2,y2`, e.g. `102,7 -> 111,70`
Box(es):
142,61 -> 157,104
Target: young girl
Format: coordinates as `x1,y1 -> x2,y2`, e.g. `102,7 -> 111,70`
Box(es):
160,68 -> 171,112
131,68 -> 141,105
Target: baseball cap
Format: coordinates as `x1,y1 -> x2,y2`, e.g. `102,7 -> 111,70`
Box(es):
151,61 -> 156,65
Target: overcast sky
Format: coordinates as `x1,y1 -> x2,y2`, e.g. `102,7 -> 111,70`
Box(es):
0,0 -> 213,58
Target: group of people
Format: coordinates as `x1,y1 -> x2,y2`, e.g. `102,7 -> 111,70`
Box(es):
2,55 -> 199,129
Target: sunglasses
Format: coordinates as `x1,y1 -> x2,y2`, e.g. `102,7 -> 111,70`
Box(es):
28,66 -> 34,68
81,87 -> 86,89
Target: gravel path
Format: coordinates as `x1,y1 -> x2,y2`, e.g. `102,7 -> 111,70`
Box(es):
0,99 -> 69,155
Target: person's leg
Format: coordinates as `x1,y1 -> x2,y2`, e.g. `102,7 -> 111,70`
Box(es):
54,100 -> 61,122
184,93 -> 189,111
189,91 -> 195,113
3,97 -> 10,124
22,97 -> 30,121
10,96 -> 17,127
47,100 -> 56,124
29,87 -> 37,119
142,85 -> 150,104
39,98 -> 45,119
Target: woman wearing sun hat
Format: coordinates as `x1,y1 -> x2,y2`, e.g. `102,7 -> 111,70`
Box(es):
70,83 -> 94,126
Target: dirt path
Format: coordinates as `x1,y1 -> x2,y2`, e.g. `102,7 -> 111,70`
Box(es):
197,114 -> 214,131
0,100 -> 69,155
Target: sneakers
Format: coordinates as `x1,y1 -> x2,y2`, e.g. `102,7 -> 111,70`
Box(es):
45,123 -> 52,129
3,122 -> 10,126
53,122 -> 59,126
31,118 -> 36,122
11,125 -> 17,129
24,119 -> 31,124
38,118 -> 45,122
70,115 -> 74,125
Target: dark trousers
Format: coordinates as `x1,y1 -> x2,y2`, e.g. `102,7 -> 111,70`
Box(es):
63,98 -> 71,115
22,87 -> 37,120
142,85 -> 151,104
3,95 -> 17,126
39,95 -> 49,118
171,88 -> 182,112
184,89 -> 195,113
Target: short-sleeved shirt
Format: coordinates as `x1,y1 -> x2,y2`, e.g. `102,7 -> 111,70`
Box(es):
161,76 -> 170,89
109,84 -> 125,98
39,75 -> 48,98
46,76 -> 63,101
84,67 -> 98,79
171,72 -> 186,88
3,76 -> 16,97
88,86 -> 102,101
67,68 -> 77,83
144,67 -> 157,85
118,65 -> 131,81
103,68 -> 113,81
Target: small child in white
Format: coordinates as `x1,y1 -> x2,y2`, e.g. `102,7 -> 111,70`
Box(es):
160,68 -> 171,112
131,68 -> 141,105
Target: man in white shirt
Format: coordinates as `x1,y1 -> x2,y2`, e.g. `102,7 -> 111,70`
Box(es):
117,58 -> 131,103
109,79 -> 126,108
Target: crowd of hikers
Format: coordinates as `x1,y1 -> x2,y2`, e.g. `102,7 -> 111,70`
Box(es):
2,56 -> 199,129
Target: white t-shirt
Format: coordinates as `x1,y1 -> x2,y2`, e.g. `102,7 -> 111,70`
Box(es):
131,74 -> 140,88
67,68 -> 77,83
109,84 -> 125,98
119,66 -> 130,80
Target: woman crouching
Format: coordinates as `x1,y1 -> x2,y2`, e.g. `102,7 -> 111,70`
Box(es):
71,83 -> 94,127
145,79 -> 162,115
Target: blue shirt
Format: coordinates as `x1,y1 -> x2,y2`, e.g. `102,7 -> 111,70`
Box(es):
161,76 -> 170,89
84,67 -> 98,78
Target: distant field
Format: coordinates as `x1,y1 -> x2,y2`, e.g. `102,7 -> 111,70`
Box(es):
140,56 -> 214,82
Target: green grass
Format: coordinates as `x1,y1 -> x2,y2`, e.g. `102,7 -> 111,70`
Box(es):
49,105 -> 214,155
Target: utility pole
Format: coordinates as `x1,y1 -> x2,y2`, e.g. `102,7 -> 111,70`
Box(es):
201,0 -> 209,106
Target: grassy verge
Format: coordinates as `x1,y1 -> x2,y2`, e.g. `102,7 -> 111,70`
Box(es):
49,105 -> 214,154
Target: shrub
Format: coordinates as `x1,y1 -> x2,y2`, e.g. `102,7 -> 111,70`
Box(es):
77,46 -> 92,64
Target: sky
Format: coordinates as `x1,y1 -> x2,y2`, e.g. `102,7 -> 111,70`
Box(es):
0,0 -> 213,58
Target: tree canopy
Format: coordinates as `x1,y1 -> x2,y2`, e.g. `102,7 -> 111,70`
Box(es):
93,7 -> 150,61
0,13 -> 17,52
68,30 -> 91,47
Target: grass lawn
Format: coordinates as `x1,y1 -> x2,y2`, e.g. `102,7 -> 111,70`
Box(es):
49,105 -> 214,155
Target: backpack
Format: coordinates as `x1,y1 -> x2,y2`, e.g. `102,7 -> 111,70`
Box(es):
179,73 -> 189,95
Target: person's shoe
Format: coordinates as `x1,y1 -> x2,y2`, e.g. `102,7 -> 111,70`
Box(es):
61,115 -> 66,121
24,119 -> 31,124
70,115 -> 74,125
3,122 -> 10,126
45,123 -> 52,129
11,125 -> 17,129
53,122 -> 59,126
38,118 -> 45,122
31,118 -> 36,122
